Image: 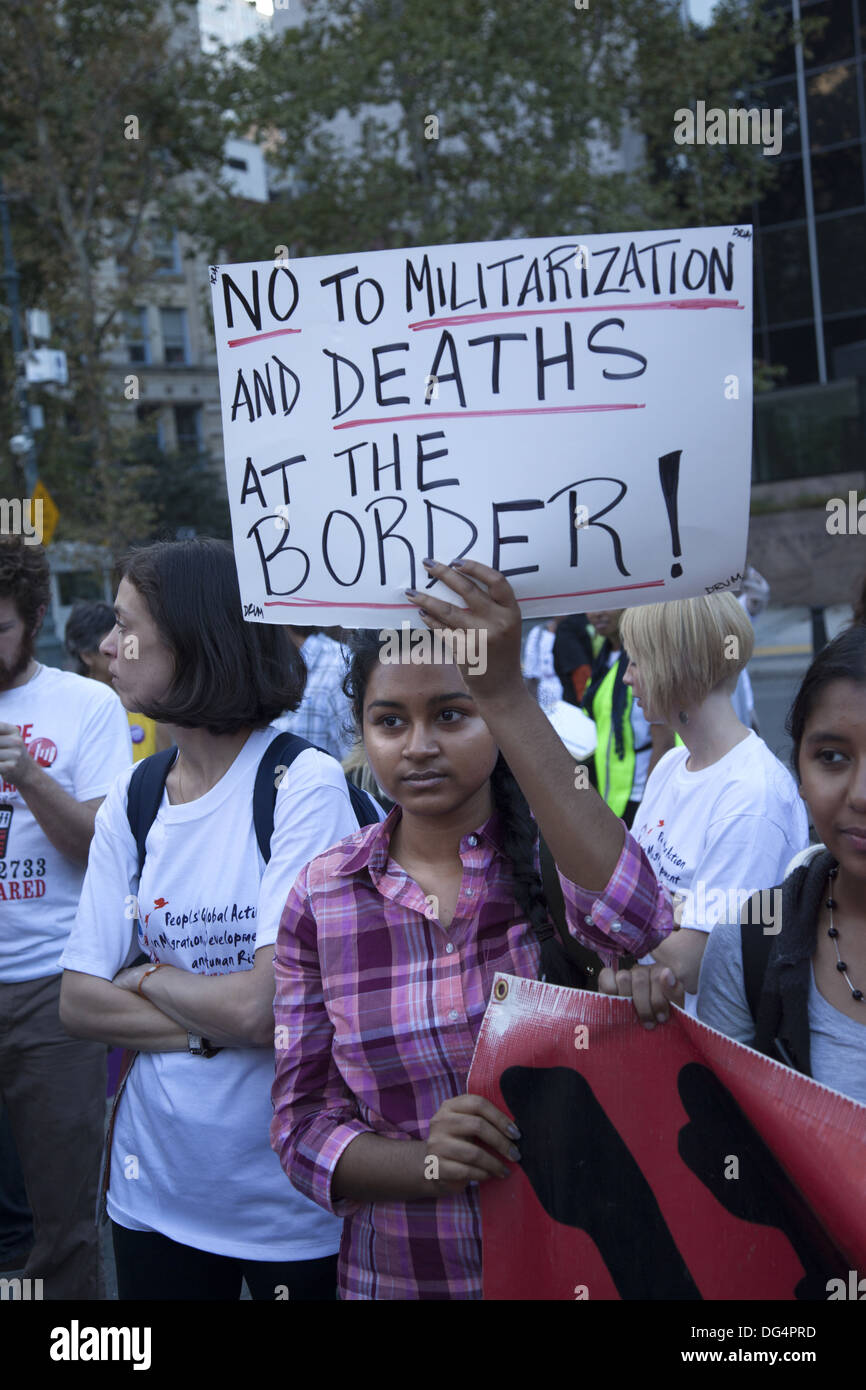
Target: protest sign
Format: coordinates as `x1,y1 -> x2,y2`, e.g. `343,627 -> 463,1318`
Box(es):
467,974 -> 865,1301
209,227 -> 753,626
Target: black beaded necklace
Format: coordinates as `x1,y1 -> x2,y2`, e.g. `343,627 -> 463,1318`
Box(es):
825,865 -> 864,1003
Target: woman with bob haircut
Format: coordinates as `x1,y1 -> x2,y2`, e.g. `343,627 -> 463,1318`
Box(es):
599,591 -> 808,1018
59,538 -> 361,1300
625,625 -> 866,1106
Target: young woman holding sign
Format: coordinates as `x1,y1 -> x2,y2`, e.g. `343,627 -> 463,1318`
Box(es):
269,558 -> 674,1300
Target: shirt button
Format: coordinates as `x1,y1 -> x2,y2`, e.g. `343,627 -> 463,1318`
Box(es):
610,921 -> 622,933
446,943 -> 455,954
466,888 -> 474,897
449,1009 -> 459,1020
467,834 -> 478,847
584,914 -> 593,925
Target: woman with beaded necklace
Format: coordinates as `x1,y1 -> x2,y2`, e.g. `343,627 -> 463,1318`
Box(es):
612,624 -> 866,1106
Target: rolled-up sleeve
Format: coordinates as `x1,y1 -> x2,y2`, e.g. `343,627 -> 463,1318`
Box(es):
558,830 -> 675,967
270,872 -> 372,1219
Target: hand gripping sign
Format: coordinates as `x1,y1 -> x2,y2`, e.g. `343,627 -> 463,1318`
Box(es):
467,974 -> 865,1301
209,228 -> 753,627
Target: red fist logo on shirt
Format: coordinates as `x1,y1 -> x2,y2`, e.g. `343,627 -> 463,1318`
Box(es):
27,736 -> 58,768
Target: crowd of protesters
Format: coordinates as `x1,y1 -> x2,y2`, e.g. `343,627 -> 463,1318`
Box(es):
0,530 -> 864,1301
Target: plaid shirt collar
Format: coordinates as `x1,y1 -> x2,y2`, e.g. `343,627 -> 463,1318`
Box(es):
332,801 -> 508,878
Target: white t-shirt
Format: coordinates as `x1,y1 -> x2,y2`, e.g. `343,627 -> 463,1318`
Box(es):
634,731 -> 810,1013
0,664 -> 132,983
60,728 -> 359,1260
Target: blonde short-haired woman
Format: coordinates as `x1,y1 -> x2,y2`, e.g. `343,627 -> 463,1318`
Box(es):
602,592 -> 809,1017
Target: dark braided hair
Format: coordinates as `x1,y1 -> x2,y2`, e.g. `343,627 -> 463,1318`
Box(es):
343,628 -> 564,975
489,754 -> 567,982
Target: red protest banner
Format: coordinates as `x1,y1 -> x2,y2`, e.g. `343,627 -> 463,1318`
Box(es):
467,974 -> 866,1300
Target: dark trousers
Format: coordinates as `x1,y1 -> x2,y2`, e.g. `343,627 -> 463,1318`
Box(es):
0,973 -> 106,1298
112,1221 -> 339,1301
0,1102 -> 34,1267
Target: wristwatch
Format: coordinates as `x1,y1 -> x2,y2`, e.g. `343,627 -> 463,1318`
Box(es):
187,1032 -> 221,1058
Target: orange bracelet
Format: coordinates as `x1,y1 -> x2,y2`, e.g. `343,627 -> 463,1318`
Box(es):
137,962 -> 164,997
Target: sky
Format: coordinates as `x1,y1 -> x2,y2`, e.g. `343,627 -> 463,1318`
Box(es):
685,0 -> 721,24
254,0 -> 720,21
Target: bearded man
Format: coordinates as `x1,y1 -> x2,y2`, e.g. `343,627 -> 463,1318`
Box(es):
0,537 -> 130,1297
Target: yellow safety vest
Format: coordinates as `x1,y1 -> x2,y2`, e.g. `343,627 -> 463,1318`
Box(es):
588,659 -> 637,818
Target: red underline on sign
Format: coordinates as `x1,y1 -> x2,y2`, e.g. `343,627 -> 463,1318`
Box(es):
226,327 -> 302,347
262,579 -> 665,610
516,579 -> 666,602
408,300 -> 744,330
333,403 -> 645,430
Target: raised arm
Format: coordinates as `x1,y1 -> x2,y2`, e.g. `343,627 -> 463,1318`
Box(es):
407,560 -> 628,892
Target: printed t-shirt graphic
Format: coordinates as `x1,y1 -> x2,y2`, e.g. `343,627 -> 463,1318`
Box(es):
0,664 -> 133,983
633,731 -> 809,1013
60,729 -> 359,1262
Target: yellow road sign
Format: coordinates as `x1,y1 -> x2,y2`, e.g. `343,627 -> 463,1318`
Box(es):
33,480 -> 59,546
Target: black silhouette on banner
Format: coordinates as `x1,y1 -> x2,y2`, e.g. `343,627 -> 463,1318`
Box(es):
499,1062 -> 849,1301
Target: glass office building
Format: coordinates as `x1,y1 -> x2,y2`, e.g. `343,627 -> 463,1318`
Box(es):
755,0 -> 866,384
752,0 -> 866,482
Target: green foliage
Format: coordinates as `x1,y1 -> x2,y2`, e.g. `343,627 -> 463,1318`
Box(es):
754,358 -> 788,394
0,0 -> 234,546
219,0 -> 790,257
0,0 -> 795,552
1,0 -> 230,306
123,434 -> 232,543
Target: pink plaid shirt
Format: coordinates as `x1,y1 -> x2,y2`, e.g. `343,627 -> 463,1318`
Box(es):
270,804 -> 672,1299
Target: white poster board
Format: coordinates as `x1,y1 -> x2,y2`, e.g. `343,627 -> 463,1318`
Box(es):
209,226 -> 753,626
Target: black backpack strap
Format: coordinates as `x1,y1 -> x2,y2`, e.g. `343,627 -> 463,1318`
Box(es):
126,735 -> 382,883
345,781 -> 381,829
126,747 -> 178,879
740,895 -> 776,1026
253,732 -> 382,865
254,732 -> 312,864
